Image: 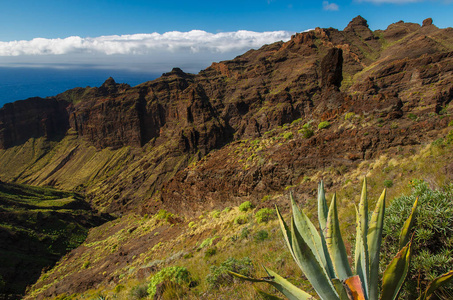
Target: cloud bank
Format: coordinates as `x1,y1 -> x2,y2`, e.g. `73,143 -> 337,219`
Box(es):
0,30 -> 293,56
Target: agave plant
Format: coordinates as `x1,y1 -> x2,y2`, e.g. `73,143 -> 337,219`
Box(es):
230,179 -> 453,300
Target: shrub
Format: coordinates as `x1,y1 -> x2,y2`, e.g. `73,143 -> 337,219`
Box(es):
129,284 -> 149,299
234,215 -> 248,225
239,201 -> 254,212
114,284 -> 125,293
344,112 -> 355,120
205,247 -> 217,258
211,210 -> 221,218
199,237 -> 215,249
188,221 -> 196,228
298,127 -> 314,139
254,230 -> 269,242
206,257 -> 254,288
156,209 -> 174,222
408,113 -> 418,120
240,227 -> 250,239
449,120 -> 453,127
283,131 -> 293,140
382,180 -> 453,299
81,261 -> 90,269
383,179 -> 393,188
147,266 -> 191,298
318,121 -> 330,130
255,208 -> 276,223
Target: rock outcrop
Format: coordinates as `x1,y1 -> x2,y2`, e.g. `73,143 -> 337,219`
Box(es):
0,16 -> 452,216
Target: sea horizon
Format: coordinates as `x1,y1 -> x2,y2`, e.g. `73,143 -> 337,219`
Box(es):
0,67 -> 161,108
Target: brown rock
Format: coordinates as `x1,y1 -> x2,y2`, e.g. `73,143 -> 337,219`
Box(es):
422,18 -> 433,27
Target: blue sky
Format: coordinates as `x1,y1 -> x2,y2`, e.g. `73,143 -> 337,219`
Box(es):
0,0 -> 452,76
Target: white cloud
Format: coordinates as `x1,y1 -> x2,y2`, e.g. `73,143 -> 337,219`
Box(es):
323,1 -> 339,10
0,30 -> 293,57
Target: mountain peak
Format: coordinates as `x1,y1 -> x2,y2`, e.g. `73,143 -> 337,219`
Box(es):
344,15 -> 369,31
101,77 -> 116,88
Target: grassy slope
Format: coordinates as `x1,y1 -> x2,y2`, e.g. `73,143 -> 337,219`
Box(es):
25,121 -> 453,299
0,182 -> 109,296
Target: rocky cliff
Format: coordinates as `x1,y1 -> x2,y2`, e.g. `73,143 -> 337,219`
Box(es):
0,16 -> 452,217
1,16 -> 453,299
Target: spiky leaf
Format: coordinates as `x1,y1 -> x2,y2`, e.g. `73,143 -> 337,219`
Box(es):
229,268 -> 316,300
418,270 -> 453,300
290,192 -> 334,279
367,189 -> 386,300
399,197 -> 418,249
380,240 -> 412,300
332,278 -> 352,300
291,218 -> 340,299
326,193 -> 353,280
354,179 -> 370,296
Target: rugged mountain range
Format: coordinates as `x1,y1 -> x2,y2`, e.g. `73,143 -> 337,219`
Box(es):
1,16 -> 453,298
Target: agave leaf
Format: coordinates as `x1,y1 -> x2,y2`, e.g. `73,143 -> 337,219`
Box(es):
228,269 -> 317,300
254,287 -> 285,300
291,218 -> 340,299
332,278 -> 352,300
367,189 -> 386,300
326,193 -> 353,280
418,270 -> 453,300
399,198 -> 418,249
354,179 -> 369,296
380,240 -> 412,300
318,180 -> 328,231
354,205 -> 369,299
317,182 -> 336,279
344,275 -> 367,300
276,205 -> 297,264
290,192 -> 334,279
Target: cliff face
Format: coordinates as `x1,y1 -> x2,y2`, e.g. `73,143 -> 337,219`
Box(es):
0,16 -> 452,216
0,97 -> 70,148
0,16 -> 452,299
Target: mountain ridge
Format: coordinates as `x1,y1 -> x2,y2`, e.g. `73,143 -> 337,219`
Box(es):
1,16 -> 453,298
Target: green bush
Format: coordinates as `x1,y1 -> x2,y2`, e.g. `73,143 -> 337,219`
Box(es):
318,121 -> 330,130
382,180 -> 453,299
206,257 -> 254,288
344,112 -> 355,120
205,247 -> 217,258
298,127 -> 314,139
234,215 -> 248,225
408,113 -> 418,120
282,132 -> 293,140
254,230 -> 269,242
147,266 -> 191,298
114,284 -> 125,293
255,208 -> 276,223
222,207 -> 231,213
383,179 -> 393,188
211,210 -> 221,218
129,283 -> 149,299
240,227 -> 250,239
239,201 -> 254,212
199,237 -> 215,248
156,209 -> 174,221
449,120 -> 453,127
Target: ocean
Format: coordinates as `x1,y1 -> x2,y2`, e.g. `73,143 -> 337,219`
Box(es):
0,67 -> 160,108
